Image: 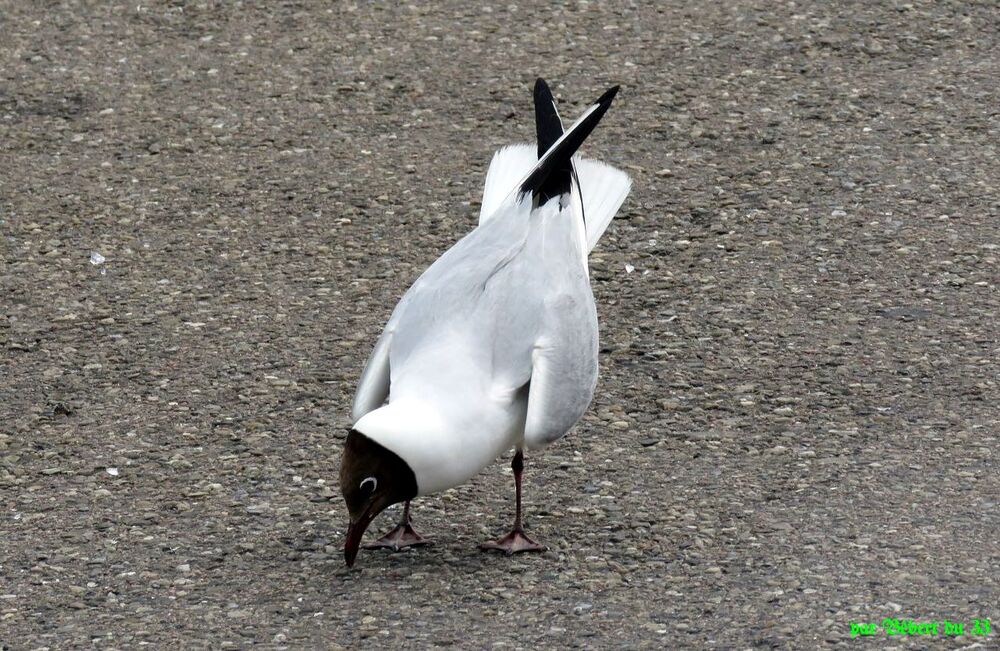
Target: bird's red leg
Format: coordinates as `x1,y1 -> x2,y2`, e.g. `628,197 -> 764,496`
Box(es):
363,500 -> 431,551
480,449 -> 547,554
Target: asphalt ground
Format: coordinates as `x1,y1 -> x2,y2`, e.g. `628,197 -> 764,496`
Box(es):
1,1 -> 997,649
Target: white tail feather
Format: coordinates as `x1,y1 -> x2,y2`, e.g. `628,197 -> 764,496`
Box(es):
479,144 -> 631,253
479,144 -> 537,224
576,158 -> 632,252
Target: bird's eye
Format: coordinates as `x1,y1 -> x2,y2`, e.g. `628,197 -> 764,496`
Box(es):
359,476 -> 377,493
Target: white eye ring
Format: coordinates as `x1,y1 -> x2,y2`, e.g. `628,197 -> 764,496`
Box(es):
359,476 -> 377,492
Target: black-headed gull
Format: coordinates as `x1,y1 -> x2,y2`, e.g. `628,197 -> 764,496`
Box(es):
341,78 -> 631,567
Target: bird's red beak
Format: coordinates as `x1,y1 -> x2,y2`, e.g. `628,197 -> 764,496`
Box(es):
344,509 -> 376,567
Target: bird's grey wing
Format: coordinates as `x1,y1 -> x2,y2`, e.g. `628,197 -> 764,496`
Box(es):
351,292 -> 413,423
352,204 -> 532,426
523,292 -> 599,449
351,328 -> 391,423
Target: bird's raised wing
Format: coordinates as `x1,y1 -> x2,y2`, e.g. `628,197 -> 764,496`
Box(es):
479,79 -> 631,252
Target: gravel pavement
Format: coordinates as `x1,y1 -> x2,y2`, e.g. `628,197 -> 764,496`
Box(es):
1,1 -> 998,649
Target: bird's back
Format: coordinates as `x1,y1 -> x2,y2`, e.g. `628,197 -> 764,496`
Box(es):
389,196 -> 592,413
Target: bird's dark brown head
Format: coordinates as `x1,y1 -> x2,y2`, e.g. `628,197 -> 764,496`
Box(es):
340,429 -> 417,567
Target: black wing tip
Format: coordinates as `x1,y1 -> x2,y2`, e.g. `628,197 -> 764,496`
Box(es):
534,76 -> 563,161
537,79 -> 619,107
533,77 -> 557,120
520,80 -> 622,202
595,84 -> 620,108
575,84 -> 620,140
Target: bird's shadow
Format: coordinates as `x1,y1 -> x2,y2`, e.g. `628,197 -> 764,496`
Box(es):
331,536 -> 560,582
